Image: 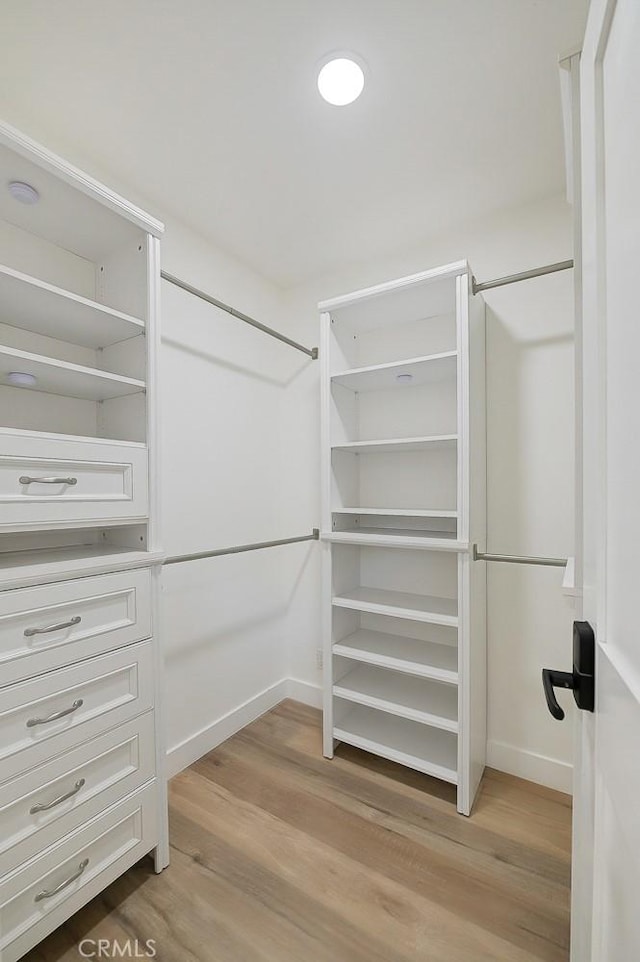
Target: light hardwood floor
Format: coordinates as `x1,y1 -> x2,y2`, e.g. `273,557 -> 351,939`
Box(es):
25,700 -> 572,962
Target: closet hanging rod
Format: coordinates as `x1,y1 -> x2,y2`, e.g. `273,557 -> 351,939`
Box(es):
161,271 -> 318,359
472,544 -> 567,568
164,529 -> 320,566
472,259 -> 574,295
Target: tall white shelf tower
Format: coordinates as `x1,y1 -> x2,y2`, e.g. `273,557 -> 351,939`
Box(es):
320,261 -> 486,815
0,121 -> 167,961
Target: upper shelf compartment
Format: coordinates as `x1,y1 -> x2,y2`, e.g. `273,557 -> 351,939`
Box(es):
0,126 -> 162,263
331,351 -> 457,393
321,261 -> 467,370
0,122 -> 163,320
0,264 -> 144,348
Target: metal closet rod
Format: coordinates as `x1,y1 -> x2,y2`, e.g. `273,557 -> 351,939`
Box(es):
161,271 -> 319,360
164,529 -> 320,566
471,257 -> 574,567
473,545 -> 567,568
472,259 -> 574,295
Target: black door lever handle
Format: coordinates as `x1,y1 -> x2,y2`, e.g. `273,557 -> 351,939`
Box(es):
542,669 -> 574,720
541,622 -> 595,721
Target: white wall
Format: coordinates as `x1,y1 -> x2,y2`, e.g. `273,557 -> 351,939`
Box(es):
277,193 -> 576,792
158,219 -> 309,775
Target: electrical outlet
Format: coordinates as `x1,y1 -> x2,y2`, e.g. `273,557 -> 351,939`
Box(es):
316,648 -> 323,670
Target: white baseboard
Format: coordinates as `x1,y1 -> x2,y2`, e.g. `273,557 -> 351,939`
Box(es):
167,681 -> 571,795
487,739 -> 573,794
286,678 -> 322,708
166,678 -> 288,778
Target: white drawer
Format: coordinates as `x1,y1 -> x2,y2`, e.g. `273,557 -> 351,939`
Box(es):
0,433 -> 148,529
0,783 -> 157,962
0,641 -> 154,783
0,712 -> 155,876
0,569 -> 152,688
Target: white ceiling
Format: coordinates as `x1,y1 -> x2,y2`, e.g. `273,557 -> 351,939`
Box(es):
0,0 -> 587,288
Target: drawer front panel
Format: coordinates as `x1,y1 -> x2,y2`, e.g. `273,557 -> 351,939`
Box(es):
0,569 -> 152,688
0,435 -> 148,528
0,641 -> 154,783
0,784 -> 157,962
0,712 -> 155,876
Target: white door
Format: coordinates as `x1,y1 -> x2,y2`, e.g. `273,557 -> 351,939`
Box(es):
573,0 -> 640,958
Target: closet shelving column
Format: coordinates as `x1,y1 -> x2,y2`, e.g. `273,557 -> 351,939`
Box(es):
319,261 -> 487,815
0,120 -> 166,961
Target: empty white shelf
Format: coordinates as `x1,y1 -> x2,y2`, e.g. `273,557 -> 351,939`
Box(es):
332,435 -> 457,454
0,345 -> 145,401
334,664 -> 458,732
332,586 -> 458,626
325,529 -> 465,550
335,508 -> 458,519
0,263 -> 144,348
0,544 -> 163,592
331,351 -> 457,392
333,629 -> 459,684
333,703 -> 458,784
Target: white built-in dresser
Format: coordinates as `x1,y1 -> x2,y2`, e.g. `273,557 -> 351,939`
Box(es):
320,262 -> 487,815
0,121 -> 167,961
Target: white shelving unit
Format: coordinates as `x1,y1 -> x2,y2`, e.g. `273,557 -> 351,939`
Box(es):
0,120 -> 167,962
320,261 -> 486,815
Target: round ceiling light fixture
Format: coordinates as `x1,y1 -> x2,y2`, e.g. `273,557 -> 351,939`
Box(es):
317,56 -> 365,106
8,181 -> 40,205
396,373 -> 414,384
7,371 -> 37,387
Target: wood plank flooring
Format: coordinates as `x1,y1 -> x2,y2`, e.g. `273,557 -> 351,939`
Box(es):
24,700 -> 572,962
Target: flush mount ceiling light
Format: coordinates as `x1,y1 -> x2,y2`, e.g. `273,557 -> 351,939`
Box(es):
7,371 -> 37,387
8,181 -> 40,205
317,57 -> 365,106
396,373 -> 414,384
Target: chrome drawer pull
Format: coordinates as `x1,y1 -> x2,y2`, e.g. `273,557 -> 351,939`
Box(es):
34,858 -> 89,902
24,615 -> 82,638
19,476 -> 78,485
30,778 -> 86,814
27,699 -> 84,728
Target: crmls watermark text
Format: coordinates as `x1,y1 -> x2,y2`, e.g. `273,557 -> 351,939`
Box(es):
78,939 -> 157,958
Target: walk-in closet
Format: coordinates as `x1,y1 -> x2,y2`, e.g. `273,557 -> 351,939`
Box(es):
0,1 -> 638,960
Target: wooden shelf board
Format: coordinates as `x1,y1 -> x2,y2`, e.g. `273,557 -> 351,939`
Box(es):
331,351 -> 457,392
332,435 -> 457,454
332,586 -> 458,627
0,264 -> 144,348
333,629 -> 459,684
0,345 -> 145,401
333,703 -> 458,784
324,530 -> 466,551
334,664 -> 458,732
